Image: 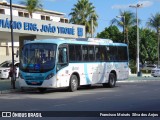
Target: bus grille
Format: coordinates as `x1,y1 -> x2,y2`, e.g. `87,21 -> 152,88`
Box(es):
25,76 -> 44,80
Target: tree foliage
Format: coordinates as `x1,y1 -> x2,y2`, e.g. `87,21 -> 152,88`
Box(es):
111,10 -> 136,44
140,29 -> 157,64
97,25 -> 123,43
69,0 -> 98,37
147,12 -> 160,33
146,12 -> 160,66
20,0 -> 43,18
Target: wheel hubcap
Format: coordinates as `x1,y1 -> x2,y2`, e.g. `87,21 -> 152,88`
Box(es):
72,79 -> 77,89
110,77 -> 115,85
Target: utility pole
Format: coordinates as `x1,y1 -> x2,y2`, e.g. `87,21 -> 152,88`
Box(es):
158,28 -> 160,67
10,0 -> 15,89
129,3 -> 143,77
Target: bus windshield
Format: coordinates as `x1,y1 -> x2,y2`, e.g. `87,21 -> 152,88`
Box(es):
20,43 -> 57,73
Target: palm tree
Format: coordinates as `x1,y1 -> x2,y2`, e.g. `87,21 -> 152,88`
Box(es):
147,12 -> 160,66
69,0 -> 98,37
111,10 -> 136,44
20,0 -> 43,18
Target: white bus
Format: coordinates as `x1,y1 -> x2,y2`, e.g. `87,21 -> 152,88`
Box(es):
19,38 -> 129,92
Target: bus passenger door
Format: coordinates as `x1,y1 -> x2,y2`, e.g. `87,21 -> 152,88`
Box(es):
56,44 -> 70,87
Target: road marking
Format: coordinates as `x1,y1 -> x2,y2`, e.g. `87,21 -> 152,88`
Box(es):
96,97 -> 105,100
54,104 -> 66,107
114,94 -> 122,97
78,100 -> 89,103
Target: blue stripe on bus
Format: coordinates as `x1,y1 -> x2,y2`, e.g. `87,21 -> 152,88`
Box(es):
98,63 -> 107,83
84,63 -> 91,84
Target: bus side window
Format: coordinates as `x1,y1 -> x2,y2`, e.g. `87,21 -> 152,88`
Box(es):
88,46 -> 95,61
57,46 -> 68,71
108,46 -> 117,61
95,46 -> 107,61
58,48 -> 67,64
82,46 -> 88,61
69,45 -> 76,62
58,49 -> 63,63
75,45 -> 82,61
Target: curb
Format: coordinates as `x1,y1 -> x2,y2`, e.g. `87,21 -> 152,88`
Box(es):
117,79 -> 160,83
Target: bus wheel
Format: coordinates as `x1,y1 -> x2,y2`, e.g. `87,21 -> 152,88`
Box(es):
69,75 -> 78,92
103,73 -> 116,88
38,88 -> 47,93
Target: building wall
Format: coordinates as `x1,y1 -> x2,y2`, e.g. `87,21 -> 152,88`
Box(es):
0,3 -> 68,23
0,32 -> 20,63
0,46 -> 19,63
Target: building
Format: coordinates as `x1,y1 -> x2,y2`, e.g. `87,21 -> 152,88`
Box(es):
0,0 -> 85,63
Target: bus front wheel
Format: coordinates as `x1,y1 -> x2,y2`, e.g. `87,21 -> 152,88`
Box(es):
68,75 -> 78,92
103,73 -> 116,88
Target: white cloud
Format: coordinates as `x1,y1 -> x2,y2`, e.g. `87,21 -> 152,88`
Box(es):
137,1 -> 153,7
111,5 -> 129,9
112,0 -> 153,9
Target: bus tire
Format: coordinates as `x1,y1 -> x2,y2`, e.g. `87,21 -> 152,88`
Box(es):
108,73 -> 116,88
68,75 -> 78,92
103,73 -> 116,88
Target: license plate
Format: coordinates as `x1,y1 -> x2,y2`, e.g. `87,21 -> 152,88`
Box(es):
31,82 -> 37,84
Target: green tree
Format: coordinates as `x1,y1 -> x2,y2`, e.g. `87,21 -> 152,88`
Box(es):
20,0 -> 43,18
147,12 -> 160,35
96,25 -> 123,42
128,26 -> 137,61
147,12 -> 160,65
111,10 -> 136,45
140,28 -> 157,64
128,26 -> 157,64
69,0 -> 98,37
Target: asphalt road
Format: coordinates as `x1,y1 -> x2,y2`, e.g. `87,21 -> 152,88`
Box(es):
0,80 -> 160,120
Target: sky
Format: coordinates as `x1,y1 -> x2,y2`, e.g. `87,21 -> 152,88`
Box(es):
10,0 -> 160,36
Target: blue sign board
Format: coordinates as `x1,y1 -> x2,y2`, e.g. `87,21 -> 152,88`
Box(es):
0,18 -> 84,37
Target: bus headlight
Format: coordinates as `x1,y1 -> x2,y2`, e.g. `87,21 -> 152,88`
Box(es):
46,73 -> 54,80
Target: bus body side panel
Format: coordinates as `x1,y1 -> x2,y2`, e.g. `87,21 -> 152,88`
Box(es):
97,62 -> 108,83
80,62 -> 108,85
111,62 -> 129,80
56,63 -> 97,87
56,63 -> 103,87
56,66 -> 71,87
81,62 -> 99,85
97,62 -> 129,83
